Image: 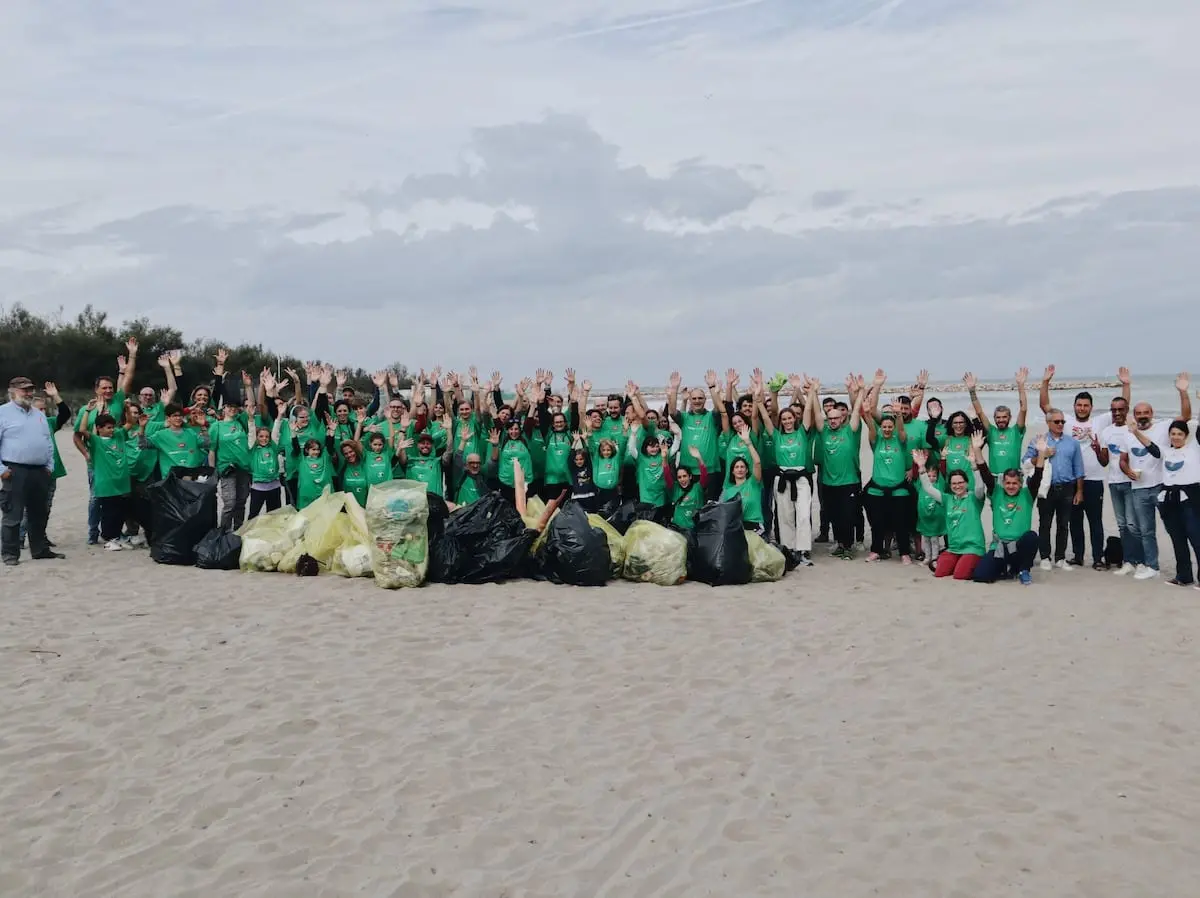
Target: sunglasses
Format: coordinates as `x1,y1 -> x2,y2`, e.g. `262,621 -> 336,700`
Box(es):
1048,418 -> 1065,424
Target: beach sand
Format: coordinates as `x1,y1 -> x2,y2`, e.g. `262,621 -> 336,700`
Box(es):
2,433 -> 1199,897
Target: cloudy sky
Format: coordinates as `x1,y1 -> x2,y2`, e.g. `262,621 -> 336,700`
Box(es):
2,0 -> 1199,385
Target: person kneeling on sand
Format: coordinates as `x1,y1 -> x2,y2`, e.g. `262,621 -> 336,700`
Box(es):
972,434 -> 1050,585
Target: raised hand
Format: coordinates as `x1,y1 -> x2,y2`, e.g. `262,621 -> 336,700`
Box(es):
157,353 -> 171,369
488,428 -> 500,445
44,381 -> 59,398
1175,372 -> 1190,393
911,448 -> 929,467
788,373 -> 802,390
336,370 -> 347,387
963,371 -> 977,390
844,373 -> 855,392
275,378 -> 290,393
371,370 -> 387,388
970,430 -> 986,453
116,355 -> 128,374
387,371 -> 399,389
735,420 -> 751,442
916,369 -> 929,388
688,444 -> 702,460
1117,366 -> 1131,386
565,367 -> 576,383
241,370 -> 252,387
396,437 -> 414,451
668,371 -> 681,389
1043,364 -> 1056,383
544,370 -> 554,385
490,370 -> 501,387
752,367 -> 764,386
1015,366 -> 1029,385
581,380 -> 592,394
874,368 -> 887,387
705,370 -> 718,389
168,349 -> 184,365
319,366 -> 333,387
1035,433 -> 1049,455
215,347 -> 228,366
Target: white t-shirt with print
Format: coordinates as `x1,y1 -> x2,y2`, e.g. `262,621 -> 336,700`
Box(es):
1069,412 -> 1112,481
1101,423 -> 1132,485
1128,420 -> 1173,490
1161,441 -> 1200,487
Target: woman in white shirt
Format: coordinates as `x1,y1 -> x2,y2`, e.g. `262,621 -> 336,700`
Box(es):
1154,419 -> 1200,588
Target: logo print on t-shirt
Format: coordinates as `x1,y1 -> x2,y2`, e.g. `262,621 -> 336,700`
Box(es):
1131,445 -> 1150,457
1165,460 -> 1185,472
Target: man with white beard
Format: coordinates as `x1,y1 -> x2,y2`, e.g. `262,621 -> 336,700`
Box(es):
0,376 -> 66,565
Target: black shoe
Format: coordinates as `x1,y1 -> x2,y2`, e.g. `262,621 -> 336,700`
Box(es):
47,538 -> 56,547
31,550 -> 65,560
2,558 -> 17,566
814,534 -> 830,544
1067,558 -> 1084,567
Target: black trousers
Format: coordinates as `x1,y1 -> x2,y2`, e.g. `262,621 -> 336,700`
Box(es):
248,486 -> 283,520
1,463 -> 52,560
866,490 -> 913,556
973,531 -> 1039,582
1038,484 -> 1074,562
817,479 -> 830,537
823,482 -> 860,548
99,494 -> 128,541
1069,479 -> 1105,564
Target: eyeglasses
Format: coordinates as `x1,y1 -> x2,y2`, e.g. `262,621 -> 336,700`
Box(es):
1048,418 -> 1065,424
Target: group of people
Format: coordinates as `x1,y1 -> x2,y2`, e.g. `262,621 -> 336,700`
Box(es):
2,342 -> 1198,590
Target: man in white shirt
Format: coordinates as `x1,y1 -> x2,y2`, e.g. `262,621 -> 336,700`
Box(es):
1098,397 -> 1137,574
1118,376 -> 1193,580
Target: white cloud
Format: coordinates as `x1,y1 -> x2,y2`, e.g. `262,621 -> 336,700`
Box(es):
1,0 -> 1199,381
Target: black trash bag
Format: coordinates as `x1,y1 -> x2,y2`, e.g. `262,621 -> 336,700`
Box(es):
194,528 -> 242,570
429,492 -> 537,584
147,467 -> 217,565
426,492 -> 450,543
687,498 -> 751,586
537,503 -> 610,587
604,499 -> 661,535
768,539 -> 800,572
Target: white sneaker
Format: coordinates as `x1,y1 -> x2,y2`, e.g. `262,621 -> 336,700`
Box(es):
1056,559 -> 1072,571
1039,559 -> 1053,571
1113,563 -> 1136,576
127,534 -> 147,548
1133,566 -> 1159,581
103,539 -> 124,552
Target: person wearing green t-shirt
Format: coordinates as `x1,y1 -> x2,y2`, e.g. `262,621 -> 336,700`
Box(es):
142,405 -> 210,477
245,398 -> 287,520
971,433 -> 1047,584
211,404 -> 252,530
292,419 -> 337,510
915,438 -> 987,580
492,419 -> 535,504
938,412 -> 974,476
812,376 -> 866,558
667,370 -> 728,500
399,431 -> 446,497
964,368 -> 1030,478
632,430 -> 668,509
664,445 -> 709,530
757,378 -> 815,564
720,422 -> 765,531
537,411 -> 574,502
863,372 -> 913,564
75,373 -> 130,543
77,410 -> 136,551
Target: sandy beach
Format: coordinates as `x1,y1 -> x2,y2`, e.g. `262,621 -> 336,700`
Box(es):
3,432 -> 1199,898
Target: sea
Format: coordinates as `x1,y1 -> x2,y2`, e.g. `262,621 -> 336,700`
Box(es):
578,374 -> 1189,418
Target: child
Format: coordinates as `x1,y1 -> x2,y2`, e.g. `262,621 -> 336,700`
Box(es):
914,451 -> 948,570
246,399 -> 286,519
77,412 -> 138,551
292,418 -> 337,510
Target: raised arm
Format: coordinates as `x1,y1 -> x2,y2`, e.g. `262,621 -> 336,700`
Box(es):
964,371 -> 991,431
666,370 -> 681,420
1015,367 -> 1029,428
912,449 -> 942,503
119,337 -> 139,395
1175,372 -> 1192,421
848,375 -> 867,431
1039,364 -> 1055,415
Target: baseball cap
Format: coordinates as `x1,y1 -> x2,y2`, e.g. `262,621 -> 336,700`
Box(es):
8,376 -> 34,389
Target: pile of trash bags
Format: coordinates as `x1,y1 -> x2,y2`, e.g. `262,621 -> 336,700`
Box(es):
147,466 -> 218,565
223,485 -> 791,588
237,489 -> 373,578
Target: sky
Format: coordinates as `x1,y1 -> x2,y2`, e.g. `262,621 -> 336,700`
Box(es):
2,0 -> 1199,385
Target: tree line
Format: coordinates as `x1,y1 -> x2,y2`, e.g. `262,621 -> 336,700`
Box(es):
1,304 -> 412,400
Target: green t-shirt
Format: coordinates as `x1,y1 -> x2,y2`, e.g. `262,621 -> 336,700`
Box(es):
721,479 -> 764,525
636,451 -> 668,507
89,431 -> 131,498
498,439 -> 533,487
405,452 -> 444,497
867,434 -> 909,494
987,424 -> 1026,474
333,421 -> 357,447
75,391 -> 127,468
720,430 -> 762,484
456,474 -> 484,506
671,480 -> 706,530
282,418 -> 325,478
990,484 -> 1035,545
591,448 -> 622,491
941,434 -> 973,476
45,411 -> 67,479
915,473 -> 947,537
817,423 -> 862,487
249,441 -> 281,483
340,461 -> 370,508
542,431 -> 573,485
597,415 -> 625,447
678,410 -> 720,472
452,415 -> 485,460
944,491 -> 986,556
769,428 -> 810,469
210,419 -> 250,473
126,429 -> 156,482
364,450 -> 394,487
148,426 -> 206,477
296,452 -> 334,509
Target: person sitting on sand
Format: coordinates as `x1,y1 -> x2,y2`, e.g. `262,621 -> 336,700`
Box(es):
972,434 -> 1049,585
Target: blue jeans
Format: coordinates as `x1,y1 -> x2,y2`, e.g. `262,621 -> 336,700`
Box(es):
1128,488 -> 1160,571
87,467 -> 100,542
1109,482 -> 1139,565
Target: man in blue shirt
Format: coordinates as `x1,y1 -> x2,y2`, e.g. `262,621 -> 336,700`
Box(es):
1,376 -> 64,565
1022,407 -> 1084,571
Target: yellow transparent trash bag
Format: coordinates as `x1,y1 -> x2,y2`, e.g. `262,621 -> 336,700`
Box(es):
330,492 -> 374,578
587,513 -> 625,579
238,505 -> 301,572
746,531 -> 786,582
622,521 -> 687,586
366,480 -> 430,588
302,491 -> 350,568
